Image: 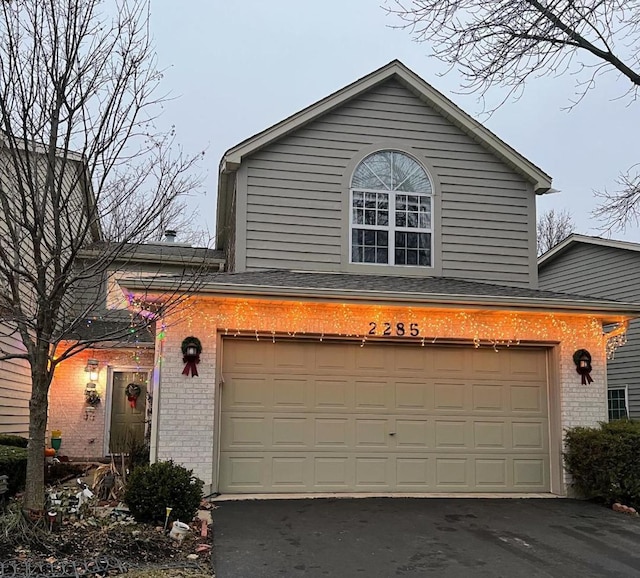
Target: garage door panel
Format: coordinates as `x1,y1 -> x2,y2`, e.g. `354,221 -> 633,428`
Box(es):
396,458 -> 431,487
474,421 -> 506,449
475,459 -> 507,488
513,459 -> 547,488
434,382 -> 467,411
315,457 -> 350,487
472,384 -> 504,411
395,382 -> 429,410
355,419 -> 390,448
433,348 -> 467,374
273,378 -> 309,408
512,421 -> 546,449
315,418 -> 351,447
509,349 -> 547,380
435,420 -> 469,448
223,377 -> 271,410
219,341 -> 550,494
356,457 -> 391,487
395,419 -> 430,448
223,416 -> 267,449
355,380 -> 388,409
314,378 -> 352,409
273,341 -> 312,370
272,417 -> 308,448
511,385 -> 544,413
355,346 -> 392,372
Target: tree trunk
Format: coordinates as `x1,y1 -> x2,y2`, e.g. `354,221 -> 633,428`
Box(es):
23,358 -> 50,512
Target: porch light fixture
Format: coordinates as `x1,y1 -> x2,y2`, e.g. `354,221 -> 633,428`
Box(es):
85,358 -> 99,382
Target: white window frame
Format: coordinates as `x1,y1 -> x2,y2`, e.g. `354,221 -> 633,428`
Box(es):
349,188 -> 433,267
607,385 -> 629,421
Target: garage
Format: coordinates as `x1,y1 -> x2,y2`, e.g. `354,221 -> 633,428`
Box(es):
218,339 -> 550,494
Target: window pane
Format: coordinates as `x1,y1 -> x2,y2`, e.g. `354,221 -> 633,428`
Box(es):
364,247 -> 376,262
352,151 -> 432,193
396,212 -> 406,227
377,248 -> 388,263
379,212 -> 389,226
608,388 -> 627,421
352,208 -> 363,225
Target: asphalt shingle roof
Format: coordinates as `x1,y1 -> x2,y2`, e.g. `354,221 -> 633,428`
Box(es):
194,269 -> 622,304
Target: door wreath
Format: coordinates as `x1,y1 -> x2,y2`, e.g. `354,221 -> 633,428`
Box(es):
125,382 -> 142,408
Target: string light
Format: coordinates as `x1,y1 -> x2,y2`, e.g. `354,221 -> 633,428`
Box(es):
151,297 -> 619,360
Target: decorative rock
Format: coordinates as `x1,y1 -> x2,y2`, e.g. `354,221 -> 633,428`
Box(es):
613,503 -> 624,512
187,554 -> 199,560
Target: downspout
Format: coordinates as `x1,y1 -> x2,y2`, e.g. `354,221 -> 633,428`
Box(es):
149,318 -> 165,463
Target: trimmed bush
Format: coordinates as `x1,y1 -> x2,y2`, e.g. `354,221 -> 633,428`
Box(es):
564,420 -> 640,506
0,434 -> 28,448
0,445 -> 27,495
124,460 -> 203,524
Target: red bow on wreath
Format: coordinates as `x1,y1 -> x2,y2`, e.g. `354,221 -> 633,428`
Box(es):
181,336 -> 202,378
573,349 -> 594,385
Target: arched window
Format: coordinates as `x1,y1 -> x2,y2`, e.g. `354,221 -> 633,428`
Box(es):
350,150 -> 433,267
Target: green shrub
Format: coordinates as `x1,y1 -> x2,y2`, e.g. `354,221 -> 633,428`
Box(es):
564,420 -> 640,507
124,460 -> 203,524
0,445 -> 28,495
0,434 -> 28,448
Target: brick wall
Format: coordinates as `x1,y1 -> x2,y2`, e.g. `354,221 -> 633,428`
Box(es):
153,298 -> 615,494
48,346 -> 154,459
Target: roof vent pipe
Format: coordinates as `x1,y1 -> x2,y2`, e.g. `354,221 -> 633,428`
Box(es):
164,229 -> 177,243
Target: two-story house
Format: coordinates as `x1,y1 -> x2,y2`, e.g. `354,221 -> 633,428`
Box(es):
122,61 -> 640,497
539,234 -> 640,421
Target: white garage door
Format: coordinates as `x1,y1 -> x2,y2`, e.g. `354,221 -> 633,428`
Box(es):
218,340 -> 550,493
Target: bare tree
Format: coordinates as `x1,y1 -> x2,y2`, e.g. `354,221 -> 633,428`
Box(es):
537,208 -> 575,255
0,0 -> 208,511
385,1 -> 640,228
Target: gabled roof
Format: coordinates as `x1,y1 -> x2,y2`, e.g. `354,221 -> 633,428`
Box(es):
216,60 -> 553,247
538,234 -> 640,268
121,269 -> 640,322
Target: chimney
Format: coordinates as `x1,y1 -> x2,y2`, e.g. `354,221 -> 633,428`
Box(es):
164,229 -> 177,243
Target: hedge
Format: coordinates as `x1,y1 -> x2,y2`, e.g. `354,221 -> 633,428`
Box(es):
0,445 -> 28,495
564,420 -> 640,506
0,434 -> 28,448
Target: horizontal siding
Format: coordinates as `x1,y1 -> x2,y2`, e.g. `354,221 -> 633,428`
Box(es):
242,78 -> 533,286
0,322 -> 31,436
539,244 -> 640,417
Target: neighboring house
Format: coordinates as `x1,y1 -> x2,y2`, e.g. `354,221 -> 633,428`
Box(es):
120,61 -> 640,497
0,140 -> 99,437
47,237 -> 224,459
538,234 -> 640,421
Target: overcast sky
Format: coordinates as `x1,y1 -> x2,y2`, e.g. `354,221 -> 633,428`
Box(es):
148,1 -> 639,244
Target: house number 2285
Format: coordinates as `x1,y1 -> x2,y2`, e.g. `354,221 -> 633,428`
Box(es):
368,322 -> 420,337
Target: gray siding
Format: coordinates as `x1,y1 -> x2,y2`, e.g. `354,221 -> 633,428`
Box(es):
239,79 -> 535,287
539,243 -> 640,418
0,322 -> 30,436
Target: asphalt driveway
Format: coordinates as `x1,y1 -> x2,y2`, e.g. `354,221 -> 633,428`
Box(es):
212,498 -> 640,577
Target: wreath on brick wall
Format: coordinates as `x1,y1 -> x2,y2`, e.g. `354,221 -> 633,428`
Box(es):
573,349 -> 594,385
181,336 -> 202,377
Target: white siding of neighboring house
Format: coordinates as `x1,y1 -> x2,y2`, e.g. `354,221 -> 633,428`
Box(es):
539,243 -> 640,418
0,322 -> 30,436
238,78 -> 536,288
